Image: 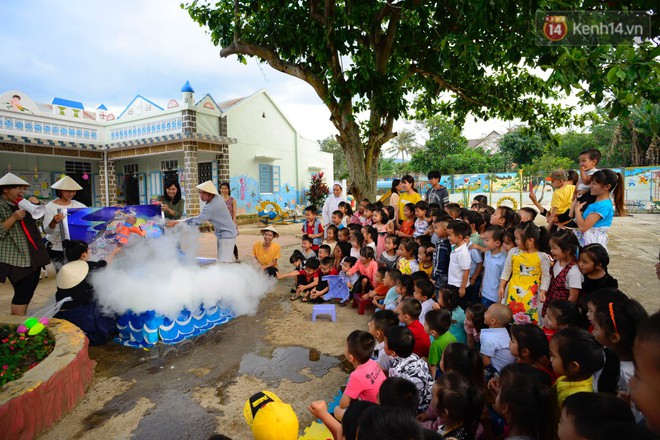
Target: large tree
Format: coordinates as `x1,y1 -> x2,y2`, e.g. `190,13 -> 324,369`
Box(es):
185,0 -> 658,200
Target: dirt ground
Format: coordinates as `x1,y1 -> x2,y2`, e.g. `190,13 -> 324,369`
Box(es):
0,215 -> 658,439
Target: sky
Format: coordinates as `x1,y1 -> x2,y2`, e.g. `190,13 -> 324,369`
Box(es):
0,0 -> 514,151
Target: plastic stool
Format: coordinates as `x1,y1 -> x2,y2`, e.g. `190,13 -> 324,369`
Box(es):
312,304 -> 336,322
353,293 -> 373,315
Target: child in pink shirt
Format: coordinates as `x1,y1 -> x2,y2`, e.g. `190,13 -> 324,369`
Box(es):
347,246 -> 379,293
333,330 -> 385,421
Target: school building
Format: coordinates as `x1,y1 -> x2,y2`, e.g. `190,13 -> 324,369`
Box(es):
0,83 -> 333,215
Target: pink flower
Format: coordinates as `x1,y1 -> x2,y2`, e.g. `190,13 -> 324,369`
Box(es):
2,365 -> 8,370
513,312 -> 531,325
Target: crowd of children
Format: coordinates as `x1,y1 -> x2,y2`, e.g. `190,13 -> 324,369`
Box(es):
268,154 -> 658,439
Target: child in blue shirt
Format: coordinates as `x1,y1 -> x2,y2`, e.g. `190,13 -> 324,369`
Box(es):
431,217 -> 452,290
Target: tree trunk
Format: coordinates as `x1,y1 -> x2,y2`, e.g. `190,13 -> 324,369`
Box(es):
342,136 -> 379,202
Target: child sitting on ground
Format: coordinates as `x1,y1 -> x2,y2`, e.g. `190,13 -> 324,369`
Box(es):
390,273 -> 413,312
337,227 -> 350,243
339,256 -> 360,297
333,330 -> 385,421
300,235 -> 317,260
464,303 -> 486,350
310,257 -> 340,303
331,210 -> 345,230
363,225 -> 378,253
368,309 -> 399,373
424,309 -> 456,379
278,257 -> 320,302
349,231 -> 364,259
374,268 -> 401,311
366,267 -> 388,301
480,303 -> 516,378
317,244 -> 331,261
322,226 -> 338,254
348,246 -> 378,294
397,297 -> 431,359
434,372 -> 485,440
385,325 -> 434,413
413,277 -> 436,326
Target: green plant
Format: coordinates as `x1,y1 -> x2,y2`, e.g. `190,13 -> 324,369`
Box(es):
0,325 -> 54,386
306,172 -> 329,210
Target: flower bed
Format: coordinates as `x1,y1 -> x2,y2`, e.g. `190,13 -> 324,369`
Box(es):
0,317 -> 95,440
0,325 -> 55,386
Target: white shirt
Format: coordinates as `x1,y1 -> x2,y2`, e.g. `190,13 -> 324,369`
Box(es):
321,194 -> 347,226
448,243 -> 471,288
480,327 -> 516,372
419,298 -> 436,326
552,261 -> 583,290
43,199 -> 87,251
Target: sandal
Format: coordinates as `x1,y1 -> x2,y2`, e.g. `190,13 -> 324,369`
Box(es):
301,295 -> 309,303
289,294 -> 300,301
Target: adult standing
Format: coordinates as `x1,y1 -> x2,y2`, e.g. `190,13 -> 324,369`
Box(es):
0,173 -> 50,315
397,175 -> 421,222
252,226 -> 281,277
425,170 -> 450,211
572,169 -> 625,250
322,183 -> 347,229
220,182 -> 240,261
42,176 -> 86,271
166,181 -> 237,263
388,179 -> 402,223
156,178 -> 185,220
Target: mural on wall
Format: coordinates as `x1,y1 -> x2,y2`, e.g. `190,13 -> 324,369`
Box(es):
229,175 -> 301,215
624,166 -> 659,212
3,94 -> 33,114
10,171 -> 51,200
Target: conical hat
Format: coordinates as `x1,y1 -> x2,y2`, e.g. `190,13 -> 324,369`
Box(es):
196,180 -> 219,195
56,260 -> 90,290
0,172 -> 30,186
260,225 -> 279,238
51,175 -> 83,191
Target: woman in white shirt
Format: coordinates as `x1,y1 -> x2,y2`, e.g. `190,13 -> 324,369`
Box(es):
42,176 -> 86,271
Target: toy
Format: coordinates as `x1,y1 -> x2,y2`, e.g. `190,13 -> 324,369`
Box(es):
115,216 -> 147,245
16,297 -> 72,335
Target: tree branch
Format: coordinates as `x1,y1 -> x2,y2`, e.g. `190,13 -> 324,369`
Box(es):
411,66 -> 489,107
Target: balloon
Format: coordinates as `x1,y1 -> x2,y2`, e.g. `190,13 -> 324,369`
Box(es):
24,317 -> 38,329
28,323 -> 45,336
17,325 -> 28,334
39,317 -> 49,325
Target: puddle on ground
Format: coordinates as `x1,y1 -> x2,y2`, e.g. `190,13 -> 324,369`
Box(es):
238,346 -> 339,384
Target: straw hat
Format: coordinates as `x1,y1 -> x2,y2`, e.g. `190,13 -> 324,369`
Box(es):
261,225 -> 279,238
196,180 -> 219,195
0,172 -> 30,186
51,175 -> 83,191
56,260 -> 90,290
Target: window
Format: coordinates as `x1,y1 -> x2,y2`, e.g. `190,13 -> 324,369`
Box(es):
65,161 -> 92,174
161,160 -> 179,171
198,162 -> 213,183
259,164 -> 280,194
124,164 -> 139,174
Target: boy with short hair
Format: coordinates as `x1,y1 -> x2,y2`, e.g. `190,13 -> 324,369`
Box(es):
480,303 -> 516,377
375,268 -> 401,311
480,226 -> 507,308
337,228 -> 350,242
576,148 -> 601,199
350,199 -> 369,225
425,170 -> 450,212
302,205 -> 324,252
630,312 -> 660,434
334,330 -> 385,421
444,203 -> 461,220
278,258 -> 320,302
397,297 -> 430,359
518,206 -> 538,223
366,267 -> 388,300
447,220 -> 471,299
317,244 -> 331,261
413,201 -> 429,238
310,257 -> 339,302
300,235 -> 317,260
412,277 -> 436,326
368,309 -> 399,372
362,203 -> 376,226
384,325 -> 433,412
431,217 -> 452,291
424,308 -> 456,378
331,210 -> 345,229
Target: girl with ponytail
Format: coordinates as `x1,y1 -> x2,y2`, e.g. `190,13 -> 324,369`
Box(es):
572,169 -> 625,250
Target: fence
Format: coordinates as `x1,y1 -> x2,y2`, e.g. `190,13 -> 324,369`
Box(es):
378,166 -> 660,213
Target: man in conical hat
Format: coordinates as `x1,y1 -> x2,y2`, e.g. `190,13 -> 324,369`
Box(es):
43,175 -> 86,271
165,180 -> 237,263
0,172 -> 50,315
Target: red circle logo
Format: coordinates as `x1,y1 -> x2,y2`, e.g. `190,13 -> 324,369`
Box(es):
543,17 -> 567,41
